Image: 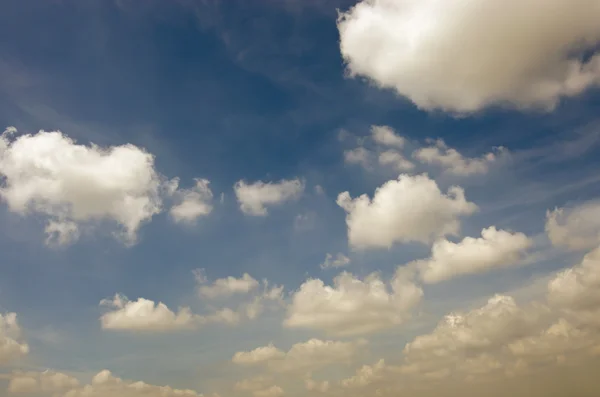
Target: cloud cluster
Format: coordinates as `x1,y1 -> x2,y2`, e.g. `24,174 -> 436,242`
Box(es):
546,201 -> 600,251
338,0 -> 600,112
169,178 -> 214,224
233,338 -> 367,373
8,370 -> 202,397
414,140 -> 503,176
337,174 -> 477,248
0,313 -> 29,365
284,268 -> 422,336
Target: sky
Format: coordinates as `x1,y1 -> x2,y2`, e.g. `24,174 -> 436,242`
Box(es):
1,0 -> 600,396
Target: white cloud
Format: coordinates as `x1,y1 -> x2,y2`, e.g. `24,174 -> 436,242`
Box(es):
232,344 -> 286,365
169,178 -> 213,223
0,312 -> 29,364
320,253 -> 351,270
401,295 -> 548,378
12,369 -> 202,397
253,385 -> 284,397
338,0 -> 600,113
8,370 -> 79,394
378,150 -> 414,171
371,125 -> 405,148
344,147 -> 372,168
233,339 -> 366,373
99,294 -> 195,332
195,271 -> 260,299
341,359 -> 386,388
284,268 -> 422,336
547,245 -> 600,329
234,179 -> 304,216
414,140 -> 502,176
0,128 -> 165,245
417,227 -> 533,284
337,174 -> 477,249
546,201 -> 600,250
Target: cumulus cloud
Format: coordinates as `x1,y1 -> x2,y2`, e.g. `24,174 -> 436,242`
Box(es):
337,174 -> 477,249
284,267 -> 422,336
234,376 -> 274,392
338,0 -> 600,113
0,128 -> 166,246
0,313 -> 29,364
547,245 -> 600,329
401,295 -> 548,379
234,178 -> 304,216
546,201 -> 600,250
169,178 -> 213,223
195,271 -> 260,299
371,125 -> 405,148
320,253 -> 351,270
233,338 -> 367,373
378,150 -> 414,171
99,294 -> 196,332
416,227 -> 533,284
414,140 -> 503,176
8,369 -> 202,397
341,359 -> 386,388
8,370 -> 79,394
304,377 -> 330,393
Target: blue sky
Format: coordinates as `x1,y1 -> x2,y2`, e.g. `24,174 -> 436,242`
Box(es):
1,1 -> 600,397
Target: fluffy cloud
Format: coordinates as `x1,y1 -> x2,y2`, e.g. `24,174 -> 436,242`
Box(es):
195,271 -> 260,299
8,370 -> 79,394
8,370 -> 202,397
320,253 -> 351,270
338,0 -> 600,113
284,268 -> 422,336
341,359 -> 386,388
401,295 -> 548,378
547,245 -> 600,329
0,128 -> 165,246
378,150 -> 414,171
414,140 -> 502,176
337,174 -> 477,249
417,227 -> 533,284
99,294 -> 196,332
232,344 -> 286,365
234,179 -> 304,216
234,376 -> 274,392
545,201 -> 600,250
233,338 -> 366,373
371,125 -> 405,148
0,312 -> 29,364
169,178 -> 213,223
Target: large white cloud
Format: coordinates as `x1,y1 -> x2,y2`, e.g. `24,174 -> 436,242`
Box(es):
337,174 -> 477,249
0,312 -> 29,364
414,140 -> 503,176
99,294 -> 196,332
547,245 -> 600,329
417,227 -> 533,284
169,178 -> 213,224
234,179 -> 304,216
232,338 -> 367,373
0,128 -> 168,246
284,268 -> 422,336
7,369 -> 202,397
545,201 -> 600,251
338,0 -> 600,113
